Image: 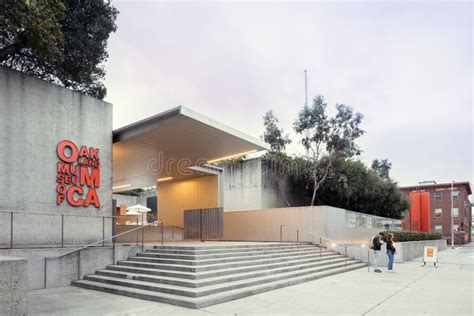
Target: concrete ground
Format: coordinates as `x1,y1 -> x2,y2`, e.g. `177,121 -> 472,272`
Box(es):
29,243 -> 473,315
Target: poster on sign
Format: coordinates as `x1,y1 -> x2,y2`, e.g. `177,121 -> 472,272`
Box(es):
422,246 -> 438,267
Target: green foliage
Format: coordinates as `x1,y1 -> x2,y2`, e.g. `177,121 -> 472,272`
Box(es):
262,110 -> 291,153
371,159 -> 392,179
384,230 -> 443,242
0,0 -> 118,99
315,159 -> 409,219
293,95 -> 364,205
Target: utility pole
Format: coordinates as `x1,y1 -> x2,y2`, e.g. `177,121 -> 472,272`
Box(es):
304,69 -> 308,107
451,180 -> 455,249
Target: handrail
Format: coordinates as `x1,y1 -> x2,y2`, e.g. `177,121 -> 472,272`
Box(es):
279,224 -> 370,272
50,221 -> 156,259
43,220 -> 162,288
0,209 -> 137,219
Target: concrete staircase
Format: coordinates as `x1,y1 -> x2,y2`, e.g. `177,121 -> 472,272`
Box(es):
72,243 -> 366,309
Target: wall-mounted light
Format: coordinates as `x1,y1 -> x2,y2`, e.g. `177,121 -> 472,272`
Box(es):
112,184 -> 131,190
157,177 -> 173,182
207,150 -> 258,164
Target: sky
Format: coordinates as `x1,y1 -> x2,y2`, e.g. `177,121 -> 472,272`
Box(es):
104,1 -> 473,188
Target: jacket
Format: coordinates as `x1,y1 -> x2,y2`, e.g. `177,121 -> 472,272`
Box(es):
373,236 -> 382,251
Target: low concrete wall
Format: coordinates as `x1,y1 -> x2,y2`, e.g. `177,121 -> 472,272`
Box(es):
224,205 -> 400,244
0,256 -> 28,315
0,245 -> 146,290
330,239 -> 447,267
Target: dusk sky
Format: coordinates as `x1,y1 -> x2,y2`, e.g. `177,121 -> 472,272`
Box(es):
104,1 -> 473,187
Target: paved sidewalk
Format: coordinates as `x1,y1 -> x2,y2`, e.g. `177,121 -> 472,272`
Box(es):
29,243 -> 474,315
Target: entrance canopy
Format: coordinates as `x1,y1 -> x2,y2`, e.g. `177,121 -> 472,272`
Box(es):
112,106 -> 267,191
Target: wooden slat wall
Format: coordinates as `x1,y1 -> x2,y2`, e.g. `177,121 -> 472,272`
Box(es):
183,207 -> 223,240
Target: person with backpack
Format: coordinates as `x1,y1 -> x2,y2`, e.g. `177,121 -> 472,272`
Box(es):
384,233 -> 396,273
369,233 -> 383,273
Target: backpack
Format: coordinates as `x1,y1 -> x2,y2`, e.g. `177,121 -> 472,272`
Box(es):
368,235 -> 377,250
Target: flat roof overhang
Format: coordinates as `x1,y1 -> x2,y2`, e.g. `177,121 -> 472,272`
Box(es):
112,106 -> 268,191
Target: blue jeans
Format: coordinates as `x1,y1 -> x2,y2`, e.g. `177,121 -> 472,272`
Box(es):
387,250 -> 395,270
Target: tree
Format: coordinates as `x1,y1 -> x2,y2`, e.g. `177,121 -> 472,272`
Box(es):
311,159 -> 409,219
0,0 -> 118,99
371,159 -> 392,180
293,95 -> 364,206
262,110 -> 291,153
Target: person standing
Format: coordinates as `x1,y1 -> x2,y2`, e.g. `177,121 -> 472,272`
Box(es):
385,233 -> 396,273
372,233 -> 383,273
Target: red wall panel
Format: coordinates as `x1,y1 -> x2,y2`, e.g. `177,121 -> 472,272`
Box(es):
410,192 -> 421,231
420,192 -> 431,232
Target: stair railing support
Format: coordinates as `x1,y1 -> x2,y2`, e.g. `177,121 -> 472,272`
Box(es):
161,222 -> 164,245
344,245 -> 347,268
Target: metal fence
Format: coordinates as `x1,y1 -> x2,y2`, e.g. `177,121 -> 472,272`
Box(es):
183,207 -> 223,240
0,210 -> 134,249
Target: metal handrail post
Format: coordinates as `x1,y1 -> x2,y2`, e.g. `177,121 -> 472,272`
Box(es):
112,237 -> 115,265
102,217 -> 105,247
136,217 -> 139,246
344,245 -> 347,268
161,222 -> 164,245
61,214 -> 64,248
44,258 -> 47,288
200,209 -> 204,242
10,212 -> 13,249
367,249 -> 370,272
172,226 -> 175,239
141,213 -> 144,252
280,225 -> 283,242
77,251 -> 81,280
296,230 -> 299,247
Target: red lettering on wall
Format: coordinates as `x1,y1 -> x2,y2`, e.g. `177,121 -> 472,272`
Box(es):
67,186 -> 84,206
56,140 -> 101,209
80,167 -> 100,187
84,188 -> 101,208
57,140 -> 78,163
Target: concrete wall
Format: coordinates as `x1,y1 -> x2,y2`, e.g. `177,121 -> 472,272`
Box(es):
0,256 -> 27,315
224,205 -> 401,244
0,67 -> 113,245
332,239 -> 447,266
221,159 -> 263,210
221,158 -> 306,211
158,175 -> 218,227
0,245 -> 144,290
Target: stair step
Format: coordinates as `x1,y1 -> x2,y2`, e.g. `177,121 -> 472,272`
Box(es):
131,248 -> 332,266
84,259 -> 360,297
117,252 -> 337,273
142,245 -> 320,259
95,256 -> 351,289
109,253 -> 342,279
72,262 -> 367,309
146,244 -> 317,255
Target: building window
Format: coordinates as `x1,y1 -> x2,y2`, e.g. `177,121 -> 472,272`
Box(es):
451,191 -> 459,202
452,208 -> 459,217
434,225 -> 442,232
434,208 -> 442,218
434,192 -> 442,202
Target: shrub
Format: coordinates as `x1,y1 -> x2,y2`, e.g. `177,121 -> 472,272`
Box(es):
382,231 -> 442,242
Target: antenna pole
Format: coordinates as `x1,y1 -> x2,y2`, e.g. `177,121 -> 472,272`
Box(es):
304,69 -> 308,106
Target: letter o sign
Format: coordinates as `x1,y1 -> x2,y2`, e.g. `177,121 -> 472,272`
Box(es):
57,140 -> 78,163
